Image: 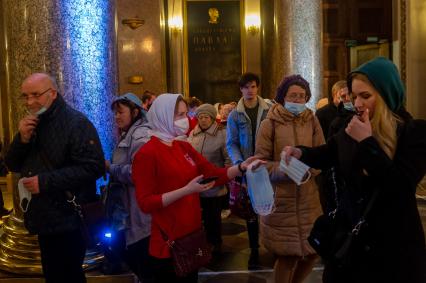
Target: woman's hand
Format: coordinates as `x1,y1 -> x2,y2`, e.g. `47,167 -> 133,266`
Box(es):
281,146 -> 302,165
345,109 -> 372,142
185,175 -> 215,194
240,156 -> 266,171
227,157 -> 266,179
162,175 -> 216,207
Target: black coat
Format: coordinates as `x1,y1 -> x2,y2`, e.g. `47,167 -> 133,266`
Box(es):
300,119 -> 426,283
328,103 -> 356,139
315,103 -> 338,139
5,95 -> 105,235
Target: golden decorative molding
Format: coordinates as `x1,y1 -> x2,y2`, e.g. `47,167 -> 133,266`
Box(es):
121,18 -> 145,30
128,75 -> 144,84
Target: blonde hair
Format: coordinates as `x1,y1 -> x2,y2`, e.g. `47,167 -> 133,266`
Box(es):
352,74 -> 399,159
331,80 -> 347,98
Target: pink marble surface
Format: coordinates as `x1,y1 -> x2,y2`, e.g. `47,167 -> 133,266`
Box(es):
117,0 -> 167,97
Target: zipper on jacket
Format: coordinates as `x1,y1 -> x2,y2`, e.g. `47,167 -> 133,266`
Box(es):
200,134 -> 207,155
295,184 -> 305,258
292,122 -> 305,257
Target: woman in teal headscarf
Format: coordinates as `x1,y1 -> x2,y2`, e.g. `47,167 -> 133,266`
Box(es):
283,57 -> 426,283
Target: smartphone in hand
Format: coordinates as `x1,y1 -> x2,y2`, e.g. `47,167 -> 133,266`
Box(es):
198,176 -> 219,185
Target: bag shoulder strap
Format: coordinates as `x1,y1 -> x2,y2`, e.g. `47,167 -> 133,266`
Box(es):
159,227 -> 169,240
330,166 -> 380,234
158,226 -> 176,248
353,188 -> 380,233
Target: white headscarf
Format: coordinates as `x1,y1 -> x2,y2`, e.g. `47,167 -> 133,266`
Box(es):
147,93 -> 182,142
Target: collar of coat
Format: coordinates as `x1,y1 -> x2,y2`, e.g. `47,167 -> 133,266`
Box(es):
236,95 -> 270,113
38,93 -> 66,121
192,121 -> 222,136
267,103 -> 314,125
118,118 -> 149,148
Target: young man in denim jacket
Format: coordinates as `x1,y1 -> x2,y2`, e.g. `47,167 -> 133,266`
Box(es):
226,72 -> 270,269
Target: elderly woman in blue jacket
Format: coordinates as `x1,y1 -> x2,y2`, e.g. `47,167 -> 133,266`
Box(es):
106,93 -> 152,282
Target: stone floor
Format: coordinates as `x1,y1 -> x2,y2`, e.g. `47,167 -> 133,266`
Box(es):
197,216 -> 323,283
0,213 -> 324,282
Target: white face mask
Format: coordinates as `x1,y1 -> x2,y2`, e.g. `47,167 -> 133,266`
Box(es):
284,102 -> 306,115
18,178 -> 32,212
279,152 -> 311,185
174,117 -> 189,136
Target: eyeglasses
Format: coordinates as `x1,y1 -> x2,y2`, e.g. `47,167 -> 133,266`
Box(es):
19,88 -> 52,101
286,93 -> 306,100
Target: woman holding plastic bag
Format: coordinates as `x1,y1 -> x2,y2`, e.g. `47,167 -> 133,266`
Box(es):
255,75 -> 325,283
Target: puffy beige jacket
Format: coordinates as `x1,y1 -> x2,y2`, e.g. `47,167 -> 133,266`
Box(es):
255,104 -> 325,256
188,122 -> 231,197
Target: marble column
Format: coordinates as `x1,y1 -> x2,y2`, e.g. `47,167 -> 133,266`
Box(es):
0,0 -> 116,274
406,0 -> 426,119
261,0 -> 322,109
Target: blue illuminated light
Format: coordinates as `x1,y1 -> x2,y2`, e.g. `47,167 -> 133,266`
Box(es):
104,232 -> 112,238
59,0 -> 117,166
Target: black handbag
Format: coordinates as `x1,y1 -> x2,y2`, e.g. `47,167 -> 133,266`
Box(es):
308,167 -> 379,265
66,191 -> 106,248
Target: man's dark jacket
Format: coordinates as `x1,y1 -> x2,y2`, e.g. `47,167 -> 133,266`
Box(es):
315,103 -> 338,139
5,95 -> 105,235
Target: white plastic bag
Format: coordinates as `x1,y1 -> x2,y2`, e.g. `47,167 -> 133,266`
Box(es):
246,162 -> 275,216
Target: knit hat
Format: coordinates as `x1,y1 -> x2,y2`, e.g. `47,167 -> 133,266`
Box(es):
275,75 -> 312,104
196,103 -> 217,119
348,57 -> 405,112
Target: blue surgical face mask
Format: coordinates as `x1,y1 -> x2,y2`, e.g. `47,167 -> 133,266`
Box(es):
284,102 -> 306,115
343,101 -> 355,112
35,106 -> 48,115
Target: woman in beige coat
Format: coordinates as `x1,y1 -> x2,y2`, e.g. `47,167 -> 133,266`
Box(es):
188,103 -> 231,254
255,75 -> 325,283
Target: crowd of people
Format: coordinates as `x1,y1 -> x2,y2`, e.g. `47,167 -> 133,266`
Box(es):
2,56 -> 425,283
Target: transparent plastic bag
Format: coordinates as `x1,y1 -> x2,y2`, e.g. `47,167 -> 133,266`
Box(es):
246,163 -> 275,216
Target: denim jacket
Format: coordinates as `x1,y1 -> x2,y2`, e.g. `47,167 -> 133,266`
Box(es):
109,118 -> 151,246
226,96 -> 270,164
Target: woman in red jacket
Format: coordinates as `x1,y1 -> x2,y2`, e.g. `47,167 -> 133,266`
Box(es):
132,93 -> 260,282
